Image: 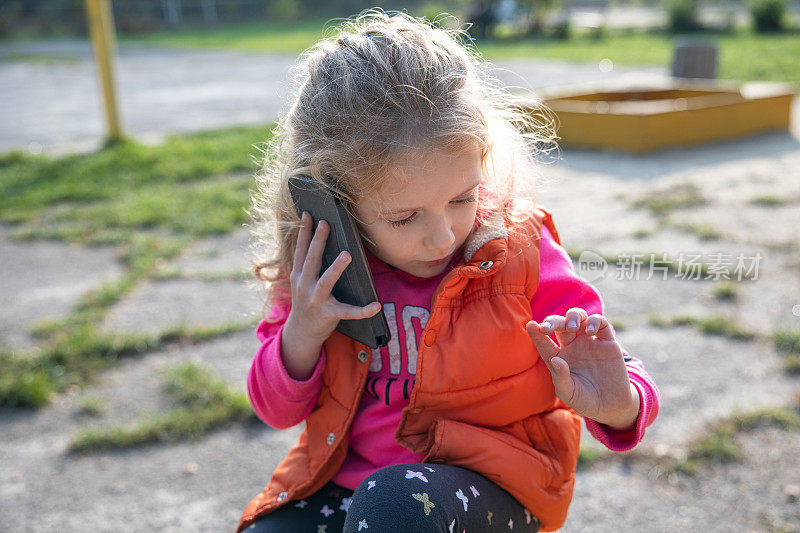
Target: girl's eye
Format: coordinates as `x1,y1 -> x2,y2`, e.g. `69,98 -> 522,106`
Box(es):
389,212 -> 417,227
388,194 -> 476,228
451,194 -> 477,205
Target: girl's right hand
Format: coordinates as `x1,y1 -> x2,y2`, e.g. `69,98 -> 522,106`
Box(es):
280,212 -> 382,380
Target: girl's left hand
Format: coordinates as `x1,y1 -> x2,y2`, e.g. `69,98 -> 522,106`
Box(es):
525,308 -> 640,432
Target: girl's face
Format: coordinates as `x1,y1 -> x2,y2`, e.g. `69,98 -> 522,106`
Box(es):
355,146 -> 483,278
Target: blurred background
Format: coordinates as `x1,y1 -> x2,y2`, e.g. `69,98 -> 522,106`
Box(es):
3,0 -> 800,39
1,1 -> 799,531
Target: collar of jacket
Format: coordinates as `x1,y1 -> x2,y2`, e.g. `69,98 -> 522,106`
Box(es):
462,209 -> 508,263
432,209 -> 512,299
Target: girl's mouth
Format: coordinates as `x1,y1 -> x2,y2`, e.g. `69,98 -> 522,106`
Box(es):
423,254 -> 452,267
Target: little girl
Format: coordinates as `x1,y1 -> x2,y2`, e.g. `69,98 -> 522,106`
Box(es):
240,11 -> 659,533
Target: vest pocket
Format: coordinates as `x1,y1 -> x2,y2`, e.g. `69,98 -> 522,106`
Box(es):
522,408 -> 582,488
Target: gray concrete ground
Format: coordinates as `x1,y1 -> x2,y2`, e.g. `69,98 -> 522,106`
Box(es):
2,42 -> 800,532
0,39 -> 667,155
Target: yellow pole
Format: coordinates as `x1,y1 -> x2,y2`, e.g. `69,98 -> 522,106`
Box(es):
85,0 -> 123,144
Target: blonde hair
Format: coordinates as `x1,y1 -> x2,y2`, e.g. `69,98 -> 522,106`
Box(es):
248,9 -> 558,310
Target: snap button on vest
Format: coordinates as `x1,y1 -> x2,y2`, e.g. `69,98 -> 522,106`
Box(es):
357,350 -> 368,363
277,491 -> 287,502
424,329 -> 436,346
479,260 -> 493,270
410,408 -> 422,414
326,432 -> 335,445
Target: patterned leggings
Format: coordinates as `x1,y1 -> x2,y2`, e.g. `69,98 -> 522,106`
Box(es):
246,463 -> 541,533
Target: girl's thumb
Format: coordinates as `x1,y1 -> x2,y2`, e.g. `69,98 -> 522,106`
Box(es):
549,356 -> 573,399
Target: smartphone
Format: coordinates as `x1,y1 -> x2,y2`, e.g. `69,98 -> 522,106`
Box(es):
288,176 -> 390,349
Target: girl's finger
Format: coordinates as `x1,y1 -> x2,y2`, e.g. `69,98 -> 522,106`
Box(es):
538,314 -> 582,346
538,315 -> 566,335
315,250 -> 351,299
585,314 -> 602,335
564,307 -> 589,332
330,300 -> 382,321
291,212 -> 312,278
300,219 -> 330,285
525,321 -> 561,364
528,322 -> 578,405
591,315 -> 616,341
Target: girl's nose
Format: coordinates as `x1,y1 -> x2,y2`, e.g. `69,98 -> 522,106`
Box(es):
427,214 -> 455,254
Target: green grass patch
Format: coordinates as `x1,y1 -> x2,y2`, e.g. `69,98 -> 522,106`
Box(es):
0,350 -> 55,408
781,354 -> 800,374
3,53 -> 82,66
667,405 -> 800,475
649,313 -> 756,340
610,320 -> 627,332
577,446 -> 606,470
670,424 -> 741,475
6,176 -> 252,243
480,29 -> 800,87
0,125 -> 266,243
0,125 -> 267,409
197,270 -> 251,283
158,321 -> 256,344
1,329 -> 161,408
630,183 -> 707,218
711,281 -> 738,301
76,395 -> 107,417
673,222 -> 724,241
120,21 -> 800,87
0,319 -> 254,409
647,313 -> 671,328
687,423 -> 742,462
151,268 -> 251,283
774,329 -> 800,374
773,329 -> 800,354
749,194 -> 790,206
69,361 -> 254,453
120,18 -> 336,55
27,235 -> 189,349
671,314 -> 757,340
732,406 -> 800,431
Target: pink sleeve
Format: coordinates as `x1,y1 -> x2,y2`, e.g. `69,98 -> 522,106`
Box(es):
246,302 -> 326,430
533,225 -> 660,451
584,356 -> 661,451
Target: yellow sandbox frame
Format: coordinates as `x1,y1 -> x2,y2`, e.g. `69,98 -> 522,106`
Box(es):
531,81 -> 795,153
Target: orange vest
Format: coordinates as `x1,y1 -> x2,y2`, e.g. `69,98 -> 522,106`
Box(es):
238,208 -> 581,532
